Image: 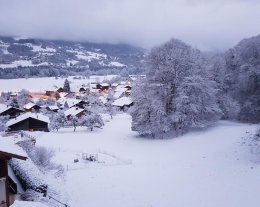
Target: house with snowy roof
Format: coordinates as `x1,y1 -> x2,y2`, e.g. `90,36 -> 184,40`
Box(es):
58,98 -> 87,109
0,104 -> 24,119
0,139 -> 27,207
6,113 -> 50,132
64,107 -> 85,119
46,105 -> 59,112
23,103 -> 41,112
112,97 -> 133,111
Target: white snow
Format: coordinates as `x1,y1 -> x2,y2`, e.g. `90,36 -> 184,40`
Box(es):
64,107 -> 84,117
70,50 -> 107,62
112,97 -> 133,107
31,45 -> 56,53
0,60 -> 49,69
0,104 -> 11,114
0,60 -> 33,69
0,138 -> 27,158
0,75 -> 118,93
6,112 -> 50,127
11,201 -> 48,207
66,59 -> 79,66
108,61 -> 126,67
23,102 -> 36,110
35,114 -> 260,207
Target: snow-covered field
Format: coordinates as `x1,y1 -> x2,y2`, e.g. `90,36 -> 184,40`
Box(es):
34,114 -> 260,207
0,75 -> 118,92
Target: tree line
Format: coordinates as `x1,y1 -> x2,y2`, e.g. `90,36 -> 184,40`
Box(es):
130,35 -> 260,138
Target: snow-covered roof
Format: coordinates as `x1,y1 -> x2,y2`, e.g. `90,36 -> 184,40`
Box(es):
6,112 -> 50,127
47,105 -> 59,111
0,138 -> 27,159
101,83 -> 109,87
65,99 -> 82,108
59,92 -> 68,98
115,86 -> 128,93
23,102 -> 36,110
64,107 -> 85,117
112,97 -> 133,107
11,201 -> 48,207
0,103 -> 11,114
113,91 -> 124,99
111,83 -> 119,87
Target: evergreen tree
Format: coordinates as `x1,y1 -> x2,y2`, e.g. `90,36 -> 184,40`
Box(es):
63,79 -> 71,92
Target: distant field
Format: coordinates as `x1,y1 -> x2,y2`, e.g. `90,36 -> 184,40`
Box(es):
0,75 -> 118,92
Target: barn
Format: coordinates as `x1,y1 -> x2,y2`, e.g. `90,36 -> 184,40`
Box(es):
6,113 -> 50,132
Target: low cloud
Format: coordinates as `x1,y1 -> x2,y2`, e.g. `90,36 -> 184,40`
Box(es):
0,0 -> 260,51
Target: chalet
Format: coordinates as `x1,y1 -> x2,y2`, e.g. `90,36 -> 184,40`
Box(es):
6,113 -> 50,132
112,97 -> 133,111
64,107 -> 85,119
45,86 -> 63,99
100,83 -> 109,91
0,104 -> 24,119
23,103 -> 41,112
0,139 -> 27,207
46,105 -> 59,112
59,98 -> 87,109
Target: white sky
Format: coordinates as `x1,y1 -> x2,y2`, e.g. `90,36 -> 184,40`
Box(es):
0,0 -> 260,51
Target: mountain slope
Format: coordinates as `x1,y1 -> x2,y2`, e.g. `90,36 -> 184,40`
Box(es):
0,36 -> 145,78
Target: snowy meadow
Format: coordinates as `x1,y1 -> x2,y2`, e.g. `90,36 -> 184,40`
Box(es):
32,113 -> 260,207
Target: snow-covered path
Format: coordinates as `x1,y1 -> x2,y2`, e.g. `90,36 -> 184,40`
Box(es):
36,114 -> 260,207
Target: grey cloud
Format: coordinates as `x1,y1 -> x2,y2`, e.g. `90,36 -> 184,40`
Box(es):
0,0 -> 260,51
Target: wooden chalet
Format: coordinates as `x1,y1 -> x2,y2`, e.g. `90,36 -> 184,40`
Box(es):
0,105 -> 24,119
64,107 -> 85,119
6,113 -> 50,132
100,83 -> 109,91
23,103 -> 41,112
46,105 -> 59,112
112,97 -> 133,111
0,140 -> 27,207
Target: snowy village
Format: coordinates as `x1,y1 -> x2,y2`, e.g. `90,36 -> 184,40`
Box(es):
1,1 -> 260,207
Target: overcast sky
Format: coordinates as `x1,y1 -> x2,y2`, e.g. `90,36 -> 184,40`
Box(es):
0,0 -> 260,51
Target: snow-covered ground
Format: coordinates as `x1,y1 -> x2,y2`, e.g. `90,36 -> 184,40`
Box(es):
0,75 -> 118,92
34,114 -> 260,207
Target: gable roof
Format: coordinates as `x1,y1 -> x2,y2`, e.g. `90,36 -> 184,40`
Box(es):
64,107 -> 85,117
47,105 -> 59,111
23,102 -> 37,110
0,103 -> 12,114
0,104 -> 23,115
0,139 -> 27,160
6,112 -> 50,127
112,97 -> 133,107
61,98 -> 82,108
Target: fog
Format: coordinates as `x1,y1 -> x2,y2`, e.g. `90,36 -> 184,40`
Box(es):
0,0 -> 260,50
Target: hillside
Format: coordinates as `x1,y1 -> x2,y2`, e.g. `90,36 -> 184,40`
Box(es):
0,36 -> 145,78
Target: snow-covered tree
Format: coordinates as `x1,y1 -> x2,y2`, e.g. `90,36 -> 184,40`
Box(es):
80,112 -> 104,131
107,88 -> 115,119
130,38 -> 221,138
224,35 -> 260,123
49,111 -> 66,131
63,78 -> 70,92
